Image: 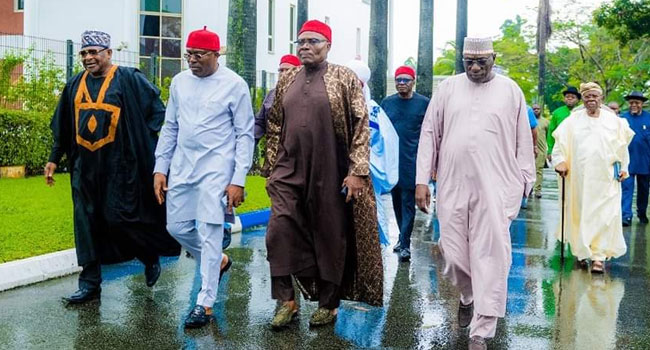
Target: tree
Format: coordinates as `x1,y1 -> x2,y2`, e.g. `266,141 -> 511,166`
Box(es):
455,0 -> 468,73
369,0 -> 388,102
594,0 -> 650,44
297,0 -> 309,32
537,0 -> 551,107
226,0 -> 257,90
416,0 -> 434,98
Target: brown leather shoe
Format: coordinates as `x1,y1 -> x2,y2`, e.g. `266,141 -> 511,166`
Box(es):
468,336 -> 487,350
270,303 -> 298,329
458,301 -> 473,328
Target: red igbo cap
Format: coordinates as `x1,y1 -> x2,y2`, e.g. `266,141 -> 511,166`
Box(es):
186,26 -> 220,51
395,66 -> 416,79
298,20 -> 332,42
280,54 -> 301,67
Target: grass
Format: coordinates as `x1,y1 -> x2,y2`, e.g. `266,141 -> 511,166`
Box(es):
0,174 -> 270,263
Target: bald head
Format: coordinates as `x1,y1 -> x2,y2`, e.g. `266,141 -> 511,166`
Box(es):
607,101 -> 620,116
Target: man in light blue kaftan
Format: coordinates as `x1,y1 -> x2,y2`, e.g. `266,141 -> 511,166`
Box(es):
153,27 -> 254,328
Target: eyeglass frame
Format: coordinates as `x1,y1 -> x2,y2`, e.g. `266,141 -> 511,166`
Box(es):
183,50 -> 216,61
395,77 -> 414,84
78,47 -> 109,58
462,57 -> 492,68
293,38 -> 329,47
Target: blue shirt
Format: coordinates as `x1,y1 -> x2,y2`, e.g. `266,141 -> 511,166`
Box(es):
527,106 -> 538,129
622,110 -> 650,175
380,92 -> 430,189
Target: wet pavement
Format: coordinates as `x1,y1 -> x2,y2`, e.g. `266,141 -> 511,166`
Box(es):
2,169 -> 650,349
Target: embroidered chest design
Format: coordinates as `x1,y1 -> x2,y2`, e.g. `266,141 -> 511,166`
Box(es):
74,65 -> 122,151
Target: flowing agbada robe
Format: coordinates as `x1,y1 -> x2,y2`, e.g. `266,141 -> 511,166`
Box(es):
49,65 -> 180,265
551,108 -> 634,260
416,73 -> 535,317
264,62 -> 383,306
154,67 -> 254,225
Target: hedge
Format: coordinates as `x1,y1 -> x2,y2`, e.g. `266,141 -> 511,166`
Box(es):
0,108 -> 53,175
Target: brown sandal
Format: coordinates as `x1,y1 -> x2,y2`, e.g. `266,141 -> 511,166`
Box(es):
591,260 -> 604,274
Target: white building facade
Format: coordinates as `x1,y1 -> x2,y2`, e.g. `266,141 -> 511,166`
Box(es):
21,0 -> 374,88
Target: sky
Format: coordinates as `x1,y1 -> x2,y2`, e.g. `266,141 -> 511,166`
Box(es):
391,0 -> 608,70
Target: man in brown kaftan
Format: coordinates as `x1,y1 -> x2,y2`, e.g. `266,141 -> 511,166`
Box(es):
263,20 -> 383,329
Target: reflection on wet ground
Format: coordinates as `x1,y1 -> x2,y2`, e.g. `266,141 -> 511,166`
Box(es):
1,170 -> 649,349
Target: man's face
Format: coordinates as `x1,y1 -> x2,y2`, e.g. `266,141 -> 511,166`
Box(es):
583,91 -> 602,113
463,53 -> 495,83
185,48 -> 219,77
79,46 -> 112,75
607,102 -> 620,115
395,74 -> 414,95
278,63 -> 295,77
629,99 -> 644,115
296,32 -> 330,66
532,104 -> 541,117
564,93 -> 579,108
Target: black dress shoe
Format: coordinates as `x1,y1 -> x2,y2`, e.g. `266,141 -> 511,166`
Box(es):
623,218 -> 632,227
184,305 -> 211,328
640,215 -> 649,224
399,248 -> 411,262
219,256 -> 233,283
393,242 -> 401,253
145,262 -> 161,287
458,301 -> 473,328
63,288 -> 101,304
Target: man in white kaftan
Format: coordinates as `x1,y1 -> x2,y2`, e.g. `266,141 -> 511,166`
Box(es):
552,82 -> 633,273
415,38 -> 535,350
153,27 -> 254,328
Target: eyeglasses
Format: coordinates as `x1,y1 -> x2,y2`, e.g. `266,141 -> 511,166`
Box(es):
294,38 -> 328,47
183,51 -> 214,61
396,78 -> 413,84
79,48 -> 108,57
463,58 -> 490,67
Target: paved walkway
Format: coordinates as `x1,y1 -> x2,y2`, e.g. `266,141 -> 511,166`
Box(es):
1,169 -> 649,349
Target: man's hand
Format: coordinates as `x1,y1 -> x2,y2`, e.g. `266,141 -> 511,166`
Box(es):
415,184 -> 431,213
342,175 -> 365,203
618,171 -> 628,182
555,162 -> 568,177
534,149 -> 539,158
226,184 -> 245,213
153,173 -> 168,205
44,162 -> 57,187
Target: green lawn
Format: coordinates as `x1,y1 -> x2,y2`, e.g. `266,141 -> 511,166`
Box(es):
0,174 -> 270,263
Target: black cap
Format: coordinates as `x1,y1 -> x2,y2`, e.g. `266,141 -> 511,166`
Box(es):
562,86 -> 581,100
624,91 -> 648,102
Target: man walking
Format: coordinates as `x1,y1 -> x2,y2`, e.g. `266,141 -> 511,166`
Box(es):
621,91 -> 650,226
263,20 -> 383,329
415,38 -> 535,350
45,30 -> 180,304
154,27 -> 254,328
381,65 -> 430,262
533,103 -> 549,198
553,83 -> 633,272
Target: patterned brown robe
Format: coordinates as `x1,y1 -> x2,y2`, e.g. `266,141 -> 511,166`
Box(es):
263,62 -> 383,306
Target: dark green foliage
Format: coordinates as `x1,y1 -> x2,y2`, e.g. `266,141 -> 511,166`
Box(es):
594,0 -> 650,44
0,108 -> 53,174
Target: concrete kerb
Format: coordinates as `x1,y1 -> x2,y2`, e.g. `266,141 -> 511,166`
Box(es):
0,208 -> 271,292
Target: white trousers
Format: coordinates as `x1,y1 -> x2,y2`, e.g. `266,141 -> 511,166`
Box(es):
167,220 -> 224,307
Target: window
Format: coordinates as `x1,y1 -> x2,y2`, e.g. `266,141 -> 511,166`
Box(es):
267,0 -> 275,53
289,5 -> 296,54
15,0 -> 24,11
139,0 -> 183,81
356,28 -> 361,58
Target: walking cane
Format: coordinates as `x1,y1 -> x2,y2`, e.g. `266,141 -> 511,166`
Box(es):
560,176 -> 566,266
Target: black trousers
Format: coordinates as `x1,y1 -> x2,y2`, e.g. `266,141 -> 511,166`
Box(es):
271,275 -> 341,309
78,251 -> 158,290
391,187 -> 416,250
